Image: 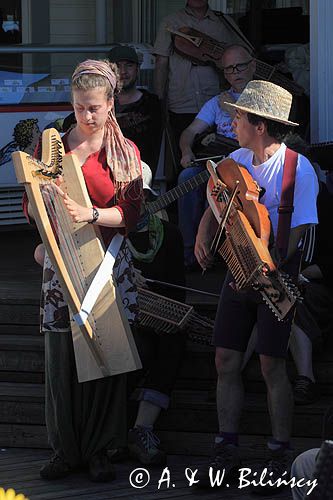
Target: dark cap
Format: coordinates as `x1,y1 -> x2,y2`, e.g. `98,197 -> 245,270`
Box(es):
108,45 -> 139,64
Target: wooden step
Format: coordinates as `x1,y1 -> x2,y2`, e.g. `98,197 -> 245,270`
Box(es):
0,268 -> 41,306
0,304 -> 39,326
0,335 -> 44,350
1,332 -> 333,391
0,371 -> 44,384
0,324 -> 41,335
0,383 -> 327,439
0,424 -> 323,458
159,430 -> 322,458
180,349 -> 333,394
0,335 -> 44,374
0,382 -> 44,400
0,423 -> 48,448
243,356 -> 333,394
0,383 -> 45,435
156,390 -> 329,438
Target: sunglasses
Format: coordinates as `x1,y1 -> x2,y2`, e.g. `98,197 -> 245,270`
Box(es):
223,60 -> 253,75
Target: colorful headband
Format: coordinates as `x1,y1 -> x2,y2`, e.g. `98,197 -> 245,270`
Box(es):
72,59 -> 117,91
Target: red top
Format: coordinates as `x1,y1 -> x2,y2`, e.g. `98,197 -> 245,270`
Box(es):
23,133 -> 143,247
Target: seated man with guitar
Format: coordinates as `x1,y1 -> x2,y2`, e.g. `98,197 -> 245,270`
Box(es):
194,80 -> 318,493
178,44 -> 255,270
154,0 -> 304,178
153,0 -> 252,167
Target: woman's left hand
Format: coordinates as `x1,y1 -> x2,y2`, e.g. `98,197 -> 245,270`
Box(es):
62,192 -> 93,223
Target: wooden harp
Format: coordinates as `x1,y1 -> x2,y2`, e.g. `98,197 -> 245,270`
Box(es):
12,128 -> 141,382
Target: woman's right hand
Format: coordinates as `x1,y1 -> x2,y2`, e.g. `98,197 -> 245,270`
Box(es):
54,175 -> 64,186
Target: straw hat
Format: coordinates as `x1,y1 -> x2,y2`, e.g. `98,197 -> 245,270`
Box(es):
224,80 -> 299,126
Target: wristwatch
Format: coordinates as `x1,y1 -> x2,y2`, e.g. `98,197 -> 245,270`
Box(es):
88,206 -> 99,224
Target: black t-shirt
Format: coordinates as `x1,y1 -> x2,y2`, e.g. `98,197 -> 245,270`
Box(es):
313,182 -> 333,286
115,90 -> 162,178
128,220 -> 185,302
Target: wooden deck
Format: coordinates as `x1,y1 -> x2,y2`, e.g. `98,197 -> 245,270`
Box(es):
0,448 -> 294,500
0,227 -> 329,499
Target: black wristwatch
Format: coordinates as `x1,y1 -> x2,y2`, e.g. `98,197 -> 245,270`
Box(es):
88,206 -> 99,224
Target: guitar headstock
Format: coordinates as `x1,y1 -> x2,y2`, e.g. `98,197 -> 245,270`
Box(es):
207,159 -> 227,197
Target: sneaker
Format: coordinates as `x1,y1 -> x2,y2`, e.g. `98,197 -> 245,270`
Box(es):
294,376 -> 318,405
88,449 -> 116,482
128,426 -> 166,465
196,442 -> 241,489
40,454 -> 72,480
251,447 -> 294,495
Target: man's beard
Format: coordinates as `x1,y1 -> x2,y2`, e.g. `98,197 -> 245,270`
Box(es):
121,79 -> 137,91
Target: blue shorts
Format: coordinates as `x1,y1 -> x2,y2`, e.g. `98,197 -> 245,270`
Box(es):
213,272 -> 295,358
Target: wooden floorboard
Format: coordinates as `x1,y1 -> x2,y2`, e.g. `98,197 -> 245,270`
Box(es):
0,448 -> 294,500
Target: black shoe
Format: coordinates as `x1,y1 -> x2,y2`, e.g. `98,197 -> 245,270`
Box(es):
251,447 -> 294,495
294,376 -> 318,405
196,442 -> 241,488
128,426 -> 166,465
88,450 -> 116,482
40,454 -> 72,480
107,446 -> 129,463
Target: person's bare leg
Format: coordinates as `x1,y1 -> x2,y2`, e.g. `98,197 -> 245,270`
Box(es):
216,347 -> 245,432
134,401 -> 161,428
128,401 -> 165,466
241,325 -> 257,371
289,324 -> 315,381
260,355 -> 293,441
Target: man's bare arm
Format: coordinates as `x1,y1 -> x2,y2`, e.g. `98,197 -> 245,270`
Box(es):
154,55 -> 169,100
179,119 -> 209,167
195,206 -> 218,269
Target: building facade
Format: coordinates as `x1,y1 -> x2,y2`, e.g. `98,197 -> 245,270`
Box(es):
0,0 -> 329,225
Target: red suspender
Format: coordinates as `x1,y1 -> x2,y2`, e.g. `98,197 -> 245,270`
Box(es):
276,148 -> 298,261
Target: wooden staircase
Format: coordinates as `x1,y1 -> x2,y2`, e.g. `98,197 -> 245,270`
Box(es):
0,229 -> 327,457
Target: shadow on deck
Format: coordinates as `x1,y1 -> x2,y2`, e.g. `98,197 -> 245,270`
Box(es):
0,448 -> 294,500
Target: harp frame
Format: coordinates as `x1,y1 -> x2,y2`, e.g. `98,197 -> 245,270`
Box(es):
12,128 -> 141,382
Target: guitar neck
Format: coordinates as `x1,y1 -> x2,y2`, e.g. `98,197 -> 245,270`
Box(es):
254,59 -> 304,96
147,169 -> 210,215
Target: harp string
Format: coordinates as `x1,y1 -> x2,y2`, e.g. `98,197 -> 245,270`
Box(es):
45,186 -> 100,334
39,179 -> 86,299
37,175 -> 101,333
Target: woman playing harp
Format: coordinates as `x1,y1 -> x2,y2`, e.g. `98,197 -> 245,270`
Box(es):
22,59 -> 143,481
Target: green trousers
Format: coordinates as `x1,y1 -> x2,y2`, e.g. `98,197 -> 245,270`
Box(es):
44,331 -> 127,467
